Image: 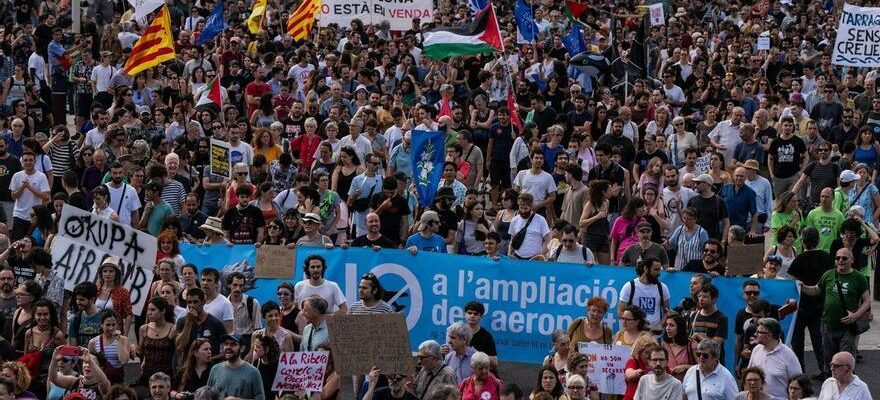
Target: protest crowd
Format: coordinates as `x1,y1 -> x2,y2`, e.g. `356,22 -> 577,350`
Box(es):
0,0 -> 878,398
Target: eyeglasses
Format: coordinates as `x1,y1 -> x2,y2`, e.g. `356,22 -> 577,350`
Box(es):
835,256 -> 850,261
703,248 -> 718,254
268,225 -> 280,230
236,172 -> 248,176
695,352 -> 711,359
566,386 -> 585,391
830,363 -> 847,369
277,291 -> 291,296
744,290 -> 759,296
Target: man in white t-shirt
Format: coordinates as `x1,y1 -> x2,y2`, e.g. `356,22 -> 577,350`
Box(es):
618,257 -> 671,333
513,151 -> 556,213
89,52 -> 116,107
9,152 -> 50,241
200,268 -> 235,333
294,254 -> 348,314
84,110 -> 110,149
106,162 -> 141,227
549,225 -> 595,265
507,192 -> 550,259
227,124 -> 253,166
661,165 -> 696,233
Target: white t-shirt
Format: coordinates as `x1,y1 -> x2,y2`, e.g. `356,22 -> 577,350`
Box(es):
294,279 -> 347,313
507,212 -> 549,259
662,186 -> 697,233
513,169 -> 557,205
90,64 -> 115,93
203,293 -> 235,323
9,170 -> 49,220
554,244 -> 596,265
107,183 -> 142,227
273,189 -> 299,213
27,53 -> 47,82
817,376 -> 871,400
338,134 -> 373,164
618,279 -> 671,328
84,127 -> 106,148
229,141 -> 254,166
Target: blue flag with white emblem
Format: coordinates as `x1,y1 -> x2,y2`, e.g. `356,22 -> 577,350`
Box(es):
410,130 -> 445,208
562,25 -> 587,57
196,1 -> 227,46
515,0 -> 540,42
468,0 -> 488,15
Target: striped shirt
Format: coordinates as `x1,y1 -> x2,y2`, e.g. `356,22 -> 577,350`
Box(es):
48,141 -> 76,177
347,300 -> 394,315
668,224 -> 709,270
160,179 -> 187,216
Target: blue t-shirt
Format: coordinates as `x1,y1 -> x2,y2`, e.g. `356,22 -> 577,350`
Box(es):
147,202 -> 174,236
67,310 -> 102,346
405,233 -> 447,253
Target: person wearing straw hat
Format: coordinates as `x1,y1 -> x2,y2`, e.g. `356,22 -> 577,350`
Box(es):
743,159 -> 773,232
199,216 -> 228,245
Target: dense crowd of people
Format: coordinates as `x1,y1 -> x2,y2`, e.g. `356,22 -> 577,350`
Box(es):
0,0 -> 877,398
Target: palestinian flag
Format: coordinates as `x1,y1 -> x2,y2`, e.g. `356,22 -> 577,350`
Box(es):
564,0 -> 590,27
196,76 -> 223,112
423,3 -> 503,59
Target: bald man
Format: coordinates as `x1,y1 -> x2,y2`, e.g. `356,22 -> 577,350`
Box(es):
817,352 -> 871,400
719,167 -> 759,237
801,248 -> 870,378
803,187 -> 844,252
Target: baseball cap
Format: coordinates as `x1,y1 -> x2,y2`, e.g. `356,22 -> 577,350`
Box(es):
840,170 -> 858,183
636,221 -> 653,231
221,333 -> 242,343
302,213 -> 321,224
691,174 -> 715,185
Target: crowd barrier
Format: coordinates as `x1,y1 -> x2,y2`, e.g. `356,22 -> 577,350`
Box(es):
179,244 -> 800,369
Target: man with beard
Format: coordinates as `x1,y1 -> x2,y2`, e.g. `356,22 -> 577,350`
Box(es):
365,370 -> 419,400
406,210 -> 447,254
105,161 -> 141,227
206,334 -> 265,400
221,186 -> 265,244
370,177 -> 410,245
280,100 -> 307,140
176,287 -> 228,355
226,272 -> 262,352
618,256 -> 671,334
83,109 -> 110,149
179,194 -> 208,242
687,174 -> 730,241
0,269 -> 14,342
683,239 -> 726,276
598,118 -> 637,169
633,346 -> 684,400
507,192 -> 550,260
295,255 -> 348,314
661,166 -> 696,233
348,272 -> 394,314
567,95 -> 591,136
793,142 -> 839,210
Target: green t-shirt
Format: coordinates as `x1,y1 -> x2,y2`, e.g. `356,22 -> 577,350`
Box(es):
147,202 -> 174,236
804,208 -> 844,252
770,210 -> 802,251
817,269 -> 869,331
833,187 -> 850,215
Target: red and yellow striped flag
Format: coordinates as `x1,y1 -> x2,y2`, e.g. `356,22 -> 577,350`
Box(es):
124,6 -> 175,76
247,0 -> 268,34
286,0 -> 321,41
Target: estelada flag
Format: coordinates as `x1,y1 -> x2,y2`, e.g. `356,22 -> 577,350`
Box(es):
287,0 -> 321,41
123,6 -> 175,76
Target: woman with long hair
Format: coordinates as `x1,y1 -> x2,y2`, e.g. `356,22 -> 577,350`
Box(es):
637,157 -> 664,193
610,197 -> 648,265
276,282 -> 304,336
695,106 -> 718,150
1,361 -> 35,398
579,180 -> 612,264
455,201 -> 494,255
251,182 -> 282,230
646,106 -> 674,139
86,310 -> 130,383
22,299 -> 63,399
27,205 -> 54,248
131,74 -> 153,107
623,336 -> 658,400
137,297 -> 176,386
668,118 -> 698,168
641,184 -> 671,238
95,259 -> 133,335
189,67 -> 207,95
252,129 -> 281,164
259,218 -> 288,245
296,186 -> 322,217
530,365 -> 563,399
853,127 -> 879,181
661,313 -> 694,381
49,346 -> 111,399
282,209 -> 305,244
251,334 -> 281,400
613,305 -> 652,346
176,338 -> 214,394
109,86 -> 134,115
314,171 -> 342,238
492,189 -> 519,255
708,152 -> 732,191
250,93 -> 278,135
332,147 -> 364,203
786,374 -> 815,400
12,280 -> 40,358
1,65 -> 31,111
763,226 -> 798,278
156,230 -> 185,268
770,191 -> 802,249
311,141 -> 337,177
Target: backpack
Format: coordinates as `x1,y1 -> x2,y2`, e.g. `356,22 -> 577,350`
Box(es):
552,244 -> 590,263
625,279 -> 665,311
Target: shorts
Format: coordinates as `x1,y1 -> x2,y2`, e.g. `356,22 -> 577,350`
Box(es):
584,233 -> 610,253
76,93 -> 93,118
489,160 -> 511,187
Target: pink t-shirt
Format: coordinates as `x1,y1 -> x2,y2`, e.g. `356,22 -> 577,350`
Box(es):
610,215 -> 643,261
459,373 -> 503,400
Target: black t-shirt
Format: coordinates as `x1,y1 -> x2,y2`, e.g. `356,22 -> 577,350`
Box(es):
687,194 -> 728,239
769,135 -> 807,179
683,260 -> 727,276
221,205 -> 266,244
68,191 -> 91,213
430,207 -> 458,241
280,116 -> 306,140
690,309 -> 728,364
634,149 -> 670,174
802,161 -> 839,205
371,193 -> 410,245
176,314 -> 227,355
532,106 -> 557,132
351,234 -> 398,249
372,387 -> 420,400
0,156 -> 22,203
788,249 -> 833,311
470,326 -> 498,356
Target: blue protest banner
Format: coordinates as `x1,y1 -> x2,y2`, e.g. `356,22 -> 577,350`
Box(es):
515,0 -> 540,43
196,1 -> 227,46
410,130 -> 445,208
179,245 -> 799,369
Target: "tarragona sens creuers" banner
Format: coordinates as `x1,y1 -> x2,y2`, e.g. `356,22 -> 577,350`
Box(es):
832,3 -> 880,67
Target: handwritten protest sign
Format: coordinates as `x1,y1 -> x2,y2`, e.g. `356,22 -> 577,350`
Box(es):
256,245 -> 296,279
725,243 -> 765,276
695,155 -> 711,173
318,0 -> 434,31
649,3 -> 665,27
272,351 -> 328,392
832,4 -> 880,67
326,313 -> 414,375
578,343 -> 631,395
210,139 -> 231,178
757,36 -> 770,50
51,206 -> 157,314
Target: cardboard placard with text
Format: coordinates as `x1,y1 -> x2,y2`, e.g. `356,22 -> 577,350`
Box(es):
326,313 -> 415,375
272,351 -> 328,392
255,245 -> 296,279
725,243 -> 765,276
